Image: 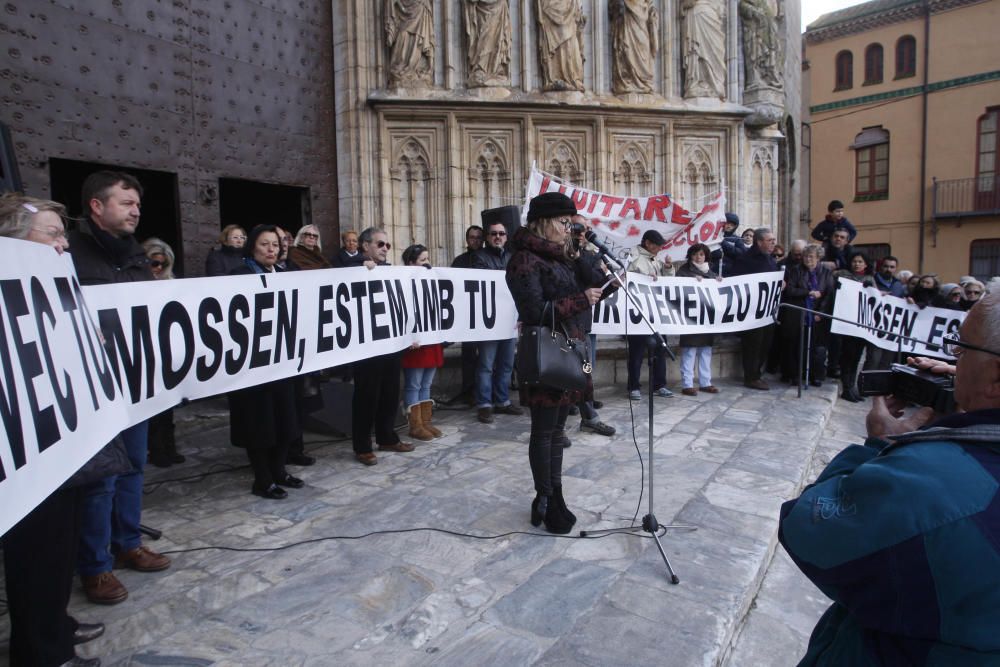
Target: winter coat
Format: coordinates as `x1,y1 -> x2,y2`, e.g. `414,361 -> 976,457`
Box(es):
726,245 -> 777,276
204,244 -> 245,277
675,261 -> 717,348
67,217 -> 154,286
779,409 -> 1000,665
451,249 -> 478,269
506,227 -> 594,408
784,263 -> 835,314
811,215 -> 857,243
288,245 -> 332,271
873,272 -> 907,298
226,262 -> 300,450
402,344 -> 444,369
823,243 -> 854,271
331,248 -> 363,268
833,269 -> 875,289
627,245 -> 674,278
472,244 -> 511,271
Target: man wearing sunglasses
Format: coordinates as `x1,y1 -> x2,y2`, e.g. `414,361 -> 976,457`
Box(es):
779,293 -> 1000,664
349,227 -> 415,466
472,221 -> 523,423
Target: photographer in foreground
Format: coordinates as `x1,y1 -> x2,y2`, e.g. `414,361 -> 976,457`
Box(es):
779,293 -> 1000,665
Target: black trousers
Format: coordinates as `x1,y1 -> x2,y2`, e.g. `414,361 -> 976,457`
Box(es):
740,324 -> 774,383
840,336 -> 867,392
460,342 -> 479,396
627,335 -> 666,392
352,352 -> 402,453
246,445 -> 289,489
528,404 -> 569,496
3,487 -> 81,667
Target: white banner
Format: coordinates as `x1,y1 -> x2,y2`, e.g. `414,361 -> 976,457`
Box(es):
591,271 -> 784,335
0,234 -> 783,536
830,278 -> 964,356
524,166 -> 729,264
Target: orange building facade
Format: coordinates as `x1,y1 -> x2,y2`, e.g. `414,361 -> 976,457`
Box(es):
803,0 -> 1000,281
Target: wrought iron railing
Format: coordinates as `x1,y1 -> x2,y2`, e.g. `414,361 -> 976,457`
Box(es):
933,176 -> 1000,218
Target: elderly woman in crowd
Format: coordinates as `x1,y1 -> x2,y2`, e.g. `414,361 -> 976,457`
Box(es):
676,243 -> 721,395
142,238 -> 186,468
227,225 -> 304,498
939,282 -> 965,310
781,244 -> 834,386
401,244 -> 444,441
506,192 -> 606,534
331,229 -> 362,267
961,279 -> 985,310
0,193 -> 104,667
834,250 -> 875,402
204,223 -> 246,276
288,224 -> 331,270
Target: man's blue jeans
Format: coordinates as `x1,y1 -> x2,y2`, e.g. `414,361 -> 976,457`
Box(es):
77,421 -> 148,576
476,338 -> 515,408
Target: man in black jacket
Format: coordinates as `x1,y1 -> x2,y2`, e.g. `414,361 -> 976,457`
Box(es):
727,227 -> 780,390
472,221 -> 523,423
449,225 -> 485,404
68,171 -> 171,606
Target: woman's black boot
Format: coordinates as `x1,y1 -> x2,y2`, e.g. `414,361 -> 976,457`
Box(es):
552,485 -> 576,527
534,494 -> 573,534
531,494 -> 544,527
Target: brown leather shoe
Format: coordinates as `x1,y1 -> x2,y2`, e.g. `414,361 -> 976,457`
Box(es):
681,387 -> 698,396
356,452 -> 378,466
114,545 -> 171,572
81,572 -> 128,605
699,385 -> 720,394
378,440 -> 415,452
744,379 -> 770,391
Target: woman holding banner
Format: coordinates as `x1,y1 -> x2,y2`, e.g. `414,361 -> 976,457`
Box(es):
834,251 -> 875,402
0,193 -> 104,667
676,243 -> 721,395
507,192 -> 605,534
228,225 -> 304,498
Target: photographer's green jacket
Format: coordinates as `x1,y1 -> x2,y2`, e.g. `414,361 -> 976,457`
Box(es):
779,410 -> 1000,666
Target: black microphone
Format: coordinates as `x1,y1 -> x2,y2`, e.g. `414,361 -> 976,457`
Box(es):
584,231 -> 624,269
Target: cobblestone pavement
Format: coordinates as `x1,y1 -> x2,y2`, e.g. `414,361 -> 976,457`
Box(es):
1,379 -> 851,666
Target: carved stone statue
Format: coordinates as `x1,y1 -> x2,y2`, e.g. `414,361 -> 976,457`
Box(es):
385,0 -> 435,87
536,0 -> 586,92
681,0 -> 726,99
463,0 -> 512,87
739,0 -> 783,91
609,0 -> 658,94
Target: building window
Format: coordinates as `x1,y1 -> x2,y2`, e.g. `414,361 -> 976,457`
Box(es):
970,239 -> 1000,282
854,243 -> 891,267
835,50 -> 853,90
864,44 -> 883,85
976,108 -> 999,211
852,126 -> 890,200
895,35 -> 916,78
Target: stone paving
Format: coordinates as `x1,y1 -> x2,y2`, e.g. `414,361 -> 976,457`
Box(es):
724,398 -> 871,667
1,379 -> 857,667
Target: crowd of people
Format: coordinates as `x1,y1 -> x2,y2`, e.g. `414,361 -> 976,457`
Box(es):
3,177 -> 1000,666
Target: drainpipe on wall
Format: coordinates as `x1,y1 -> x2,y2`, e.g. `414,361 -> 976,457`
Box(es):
917,0 -> 931,273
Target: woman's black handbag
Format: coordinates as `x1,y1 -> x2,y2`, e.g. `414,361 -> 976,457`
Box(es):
517,303 -> 592,392
63,435 -> 133,488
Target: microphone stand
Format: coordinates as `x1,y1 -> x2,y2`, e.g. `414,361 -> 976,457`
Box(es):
580,253 -> 695,585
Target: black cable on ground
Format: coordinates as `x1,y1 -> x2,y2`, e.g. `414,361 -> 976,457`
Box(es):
156,524 -> 671,557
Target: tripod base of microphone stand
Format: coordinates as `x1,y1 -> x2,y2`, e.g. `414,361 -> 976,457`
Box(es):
580,514 -> 696,584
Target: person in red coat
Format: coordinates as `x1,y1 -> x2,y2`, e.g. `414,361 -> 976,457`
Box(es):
401,244 -> 445,440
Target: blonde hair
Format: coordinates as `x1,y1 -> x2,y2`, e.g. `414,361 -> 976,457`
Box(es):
142,237 -> 176,280
219,224 -> 246,246
526,218 -> 574,259
294,224 -> 323,252
0,193 -> 67,240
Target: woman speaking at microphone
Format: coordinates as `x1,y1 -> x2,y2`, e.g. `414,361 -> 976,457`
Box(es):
506,192 -> 605,534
